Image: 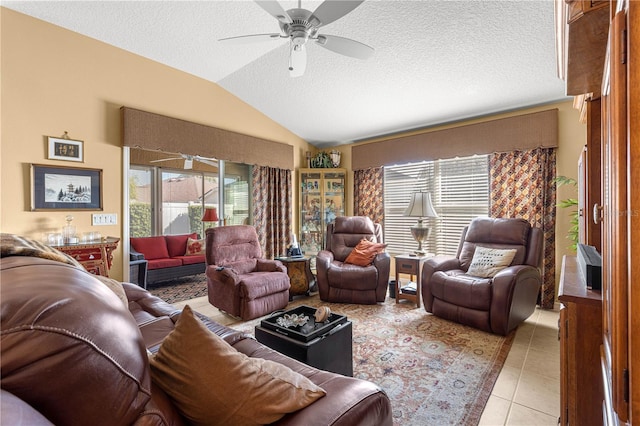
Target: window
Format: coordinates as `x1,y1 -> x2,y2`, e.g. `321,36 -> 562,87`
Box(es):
383,155 -> 489,256
128,161 -> 251,238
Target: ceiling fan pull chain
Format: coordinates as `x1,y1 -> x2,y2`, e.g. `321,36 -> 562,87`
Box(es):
288,41 -> 294,71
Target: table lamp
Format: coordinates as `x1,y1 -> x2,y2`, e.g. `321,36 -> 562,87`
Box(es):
403,192 -> 438,256
202,207 -> 220,230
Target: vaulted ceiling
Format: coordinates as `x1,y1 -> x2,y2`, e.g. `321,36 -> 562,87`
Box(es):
4,1 -> 569,148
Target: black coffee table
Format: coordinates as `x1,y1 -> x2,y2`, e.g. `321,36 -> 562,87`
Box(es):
255,305 -> 353,376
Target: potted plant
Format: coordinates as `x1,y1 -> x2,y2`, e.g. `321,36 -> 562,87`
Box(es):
554,176 -> 579,251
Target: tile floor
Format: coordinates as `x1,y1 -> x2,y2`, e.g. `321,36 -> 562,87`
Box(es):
175,297 -> 561,426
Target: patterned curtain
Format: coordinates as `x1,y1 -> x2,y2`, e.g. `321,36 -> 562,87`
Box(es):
251,166 -> 292,259
354,167 -> 385,225
489,147 -> 557,309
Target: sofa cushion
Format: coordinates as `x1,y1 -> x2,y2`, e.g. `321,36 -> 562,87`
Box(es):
175,254 -> 206,266
185,237 -> 205,256
150,305 -> 326,426
344,239 -> 387,266
166,233 -> 197,258
0,257 -> 151,426
466,247 -> 517,278
430,269 -> 493,310
131,236 -> 170,260
147,258 -> 183,270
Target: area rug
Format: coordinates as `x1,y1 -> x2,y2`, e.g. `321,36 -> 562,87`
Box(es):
147,274 -> 208,304
232,297 -> 514,426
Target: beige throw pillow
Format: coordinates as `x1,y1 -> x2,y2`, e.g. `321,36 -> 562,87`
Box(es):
185,237 -> 205,256
149,305 -> 326,426
466,247 -> 517,278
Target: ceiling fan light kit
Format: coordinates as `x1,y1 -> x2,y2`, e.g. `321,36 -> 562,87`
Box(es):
220,0 -> 374,77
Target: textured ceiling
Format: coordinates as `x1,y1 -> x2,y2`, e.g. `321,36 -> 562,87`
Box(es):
3,0 -> 569,148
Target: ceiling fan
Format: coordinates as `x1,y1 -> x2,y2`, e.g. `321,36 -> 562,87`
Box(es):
219,0 -> 374,77
150,154 -> 218,170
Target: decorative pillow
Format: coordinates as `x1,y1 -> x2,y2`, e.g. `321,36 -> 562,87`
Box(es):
185,238 -> 205,256
344,239 -> 387,266
466,247 -> 517,278
149,305 -> 326,426
94,275 -> 128,308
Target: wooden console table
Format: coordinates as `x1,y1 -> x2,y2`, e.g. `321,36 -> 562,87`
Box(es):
558,255 -> 603,426
54,237 -> 120,277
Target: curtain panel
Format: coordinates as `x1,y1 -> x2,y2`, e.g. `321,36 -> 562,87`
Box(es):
489,147 -> 557,309
354,167 -> 385,225
252,166 -> 292,259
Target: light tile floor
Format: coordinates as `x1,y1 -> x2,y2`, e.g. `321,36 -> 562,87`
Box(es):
176,297 -> 561,426
479,307 -> 560,426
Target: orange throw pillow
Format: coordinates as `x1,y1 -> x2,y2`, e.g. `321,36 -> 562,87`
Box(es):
344,239 -> 387,266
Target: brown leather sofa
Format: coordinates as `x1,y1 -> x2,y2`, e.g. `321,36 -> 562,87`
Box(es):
205,225 -> 291,320
316,216 -> 391,304
0,255 -> 392,426
422,217 -> 543,335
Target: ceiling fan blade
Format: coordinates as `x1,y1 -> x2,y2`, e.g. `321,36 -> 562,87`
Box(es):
315,34 -> 374,60
194,156 -> 218,167
218,33 -> 284,45
289,44 -> 307,77
255,0 -> 292,23
311,0 -> 365,27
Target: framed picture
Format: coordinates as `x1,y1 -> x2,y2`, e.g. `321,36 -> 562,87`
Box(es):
31,164 -> 102,211
47,136 -> 84,162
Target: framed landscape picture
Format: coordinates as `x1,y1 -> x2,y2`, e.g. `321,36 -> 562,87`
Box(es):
47,136 -> 84,162
31,164 -> 102,211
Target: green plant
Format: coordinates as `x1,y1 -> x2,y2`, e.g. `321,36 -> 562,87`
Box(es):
554,176 -> 579,251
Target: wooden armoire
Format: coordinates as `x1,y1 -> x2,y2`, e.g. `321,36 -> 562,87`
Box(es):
559,1 -> 638,424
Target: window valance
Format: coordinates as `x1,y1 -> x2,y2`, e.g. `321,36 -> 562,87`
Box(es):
121,107 -> 294,170
351,109 -> 558,171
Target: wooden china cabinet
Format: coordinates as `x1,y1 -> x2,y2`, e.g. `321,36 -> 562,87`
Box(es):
559,1 -> 639,424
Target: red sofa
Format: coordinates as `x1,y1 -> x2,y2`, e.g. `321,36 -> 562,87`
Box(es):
130,233 -> 206,286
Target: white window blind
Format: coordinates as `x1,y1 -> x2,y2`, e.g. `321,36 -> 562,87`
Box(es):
383,155 -> 489,256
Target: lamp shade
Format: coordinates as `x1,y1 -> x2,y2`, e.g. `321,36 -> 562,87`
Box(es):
403,192 -> 438,218
202,207 -> 219,222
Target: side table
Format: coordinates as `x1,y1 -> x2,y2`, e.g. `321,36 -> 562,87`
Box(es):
395,254 -> 430,308
275,256 -> 316,299
54,237 -> 120,277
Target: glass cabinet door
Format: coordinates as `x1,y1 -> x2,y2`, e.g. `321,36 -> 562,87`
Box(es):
299,169 -> 346,257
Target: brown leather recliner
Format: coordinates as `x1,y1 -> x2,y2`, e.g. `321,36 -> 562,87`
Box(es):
205,225 -> 290,320
422,217 -> 543,335
316,216 -> 391,304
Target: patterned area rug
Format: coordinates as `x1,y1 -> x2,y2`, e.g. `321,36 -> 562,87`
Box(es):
233,297 -> 514,426
147,274 -> 208,304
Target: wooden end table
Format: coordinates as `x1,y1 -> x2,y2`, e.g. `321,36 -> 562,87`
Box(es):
395,254 -> 430,308
275,256 -> 316,299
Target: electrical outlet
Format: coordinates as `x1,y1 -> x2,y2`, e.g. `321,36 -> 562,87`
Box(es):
92,213 -> 117,226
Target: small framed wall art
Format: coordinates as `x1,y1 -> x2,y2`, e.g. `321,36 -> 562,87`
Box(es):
31,164 -> 102,211
47,135 -> 84,162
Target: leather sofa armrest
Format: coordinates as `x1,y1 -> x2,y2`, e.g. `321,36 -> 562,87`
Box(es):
422,255 -> 462,312
123,282 -> 181,321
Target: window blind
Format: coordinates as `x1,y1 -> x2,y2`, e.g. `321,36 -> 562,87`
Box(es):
383,155 -> 489,256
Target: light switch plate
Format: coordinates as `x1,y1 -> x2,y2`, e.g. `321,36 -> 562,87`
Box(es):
92,213 -> 117,226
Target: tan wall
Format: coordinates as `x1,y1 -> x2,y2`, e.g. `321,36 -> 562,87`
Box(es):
343,100 -> 586,298
0,8 -> 311,279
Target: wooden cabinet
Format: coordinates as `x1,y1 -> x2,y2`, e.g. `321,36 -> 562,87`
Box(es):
298,169 -> 346,257
54,237 -> 120,277
577,98 -> 602,251
558,255 -> 603,426
562,2 -> 639,424
557,0 -> 610,97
